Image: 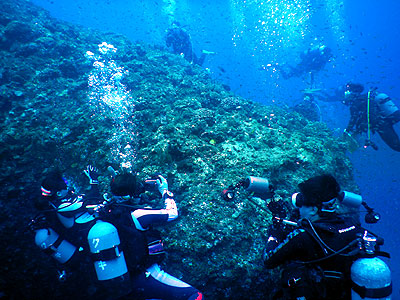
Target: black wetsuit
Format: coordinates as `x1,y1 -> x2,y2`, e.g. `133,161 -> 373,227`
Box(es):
165,27 -> 205,66
264,215 -> 366,300
35,191 -> 202,300
281,46 -> 332,80
345,94 -> 400,151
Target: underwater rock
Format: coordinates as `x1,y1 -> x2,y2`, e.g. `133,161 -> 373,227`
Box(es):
59,58 -> 80,79
134,43 -> 147,57
4,20 -> 34,43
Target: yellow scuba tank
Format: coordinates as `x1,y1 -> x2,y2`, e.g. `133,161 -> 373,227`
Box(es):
35,228 -> 77,264
87,220 -> 128,281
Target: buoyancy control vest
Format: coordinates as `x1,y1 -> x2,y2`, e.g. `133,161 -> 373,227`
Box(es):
54,195 -> 96,228
279,218 -> 392,300
102,206 -> 166,273
33,202 -> 167,298
311,223 -> 392,300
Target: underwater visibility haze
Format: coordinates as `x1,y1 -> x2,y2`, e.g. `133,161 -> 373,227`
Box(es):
0,0 -> 399,299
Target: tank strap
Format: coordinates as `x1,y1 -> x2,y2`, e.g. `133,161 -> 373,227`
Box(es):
90,245 -> 122,261
42,232 -> 64,255
352,281 -> 392,299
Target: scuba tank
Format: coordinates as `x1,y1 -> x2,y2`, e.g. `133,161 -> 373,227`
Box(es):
35,228 -> 77,264
351,258 -> 391,300
351,231 -> 392,299
87,220 -> 128,281
375,93 -> 398,118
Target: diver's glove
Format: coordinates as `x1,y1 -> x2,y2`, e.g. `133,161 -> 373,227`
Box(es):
265,224 -> 282,253
84,165 -> 99,185
156,175 -> 169,196
269,218 -> 285,242
268,217 -> 293,243
162,191 -> 178,221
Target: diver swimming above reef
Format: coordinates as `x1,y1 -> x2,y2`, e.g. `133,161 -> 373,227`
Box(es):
279,44 -> 333,86
165,21 -> 215,66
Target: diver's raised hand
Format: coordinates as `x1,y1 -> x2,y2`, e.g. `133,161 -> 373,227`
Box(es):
84,165 -> 99,185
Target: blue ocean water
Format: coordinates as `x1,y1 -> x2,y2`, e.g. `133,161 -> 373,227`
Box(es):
30,0 -> 400,297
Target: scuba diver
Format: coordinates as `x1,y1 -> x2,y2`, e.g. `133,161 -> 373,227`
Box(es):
280,44 -> 333,87
292,93 -> 322,122
30,165 -> 203,300
165,21 -> 215,66
263,174 -> 392,300
293,85 -> 346,123
343,83 -> 400,152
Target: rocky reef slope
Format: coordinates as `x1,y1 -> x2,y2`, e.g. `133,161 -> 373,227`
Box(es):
0,1 -> 357,299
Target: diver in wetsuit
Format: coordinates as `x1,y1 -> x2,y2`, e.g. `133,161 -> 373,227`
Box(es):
263,174 -> 391,300
165,22 -> 214,66
292,93 -> 322,122
280,44 -> 333,86
32,166 -> 203,300
344,83 -> 400,151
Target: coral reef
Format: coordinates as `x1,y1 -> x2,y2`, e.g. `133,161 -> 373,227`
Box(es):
0,0 -> 357,299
